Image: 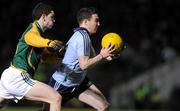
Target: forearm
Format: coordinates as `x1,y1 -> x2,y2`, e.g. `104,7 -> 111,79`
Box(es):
79,43 -> 114,70
79,54 -> 103,70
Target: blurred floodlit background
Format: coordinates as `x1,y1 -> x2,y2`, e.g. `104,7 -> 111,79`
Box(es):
0,0 -> 180,110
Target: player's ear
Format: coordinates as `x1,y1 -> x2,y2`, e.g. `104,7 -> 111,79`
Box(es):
41,14 -> 46,21
84,19 -> 89,24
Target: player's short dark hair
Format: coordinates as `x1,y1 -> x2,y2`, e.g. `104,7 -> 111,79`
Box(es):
76,7 -> 99,24
32,2 -> 53,21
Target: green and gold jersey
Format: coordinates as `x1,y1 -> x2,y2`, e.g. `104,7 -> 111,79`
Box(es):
11,21 -> 51,76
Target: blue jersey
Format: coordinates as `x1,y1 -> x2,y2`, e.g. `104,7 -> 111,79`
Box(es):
52,27 -> 96,86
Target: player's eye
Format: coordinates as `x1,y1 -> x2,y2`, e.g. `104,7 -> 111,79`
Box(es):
51,16 -> 54,19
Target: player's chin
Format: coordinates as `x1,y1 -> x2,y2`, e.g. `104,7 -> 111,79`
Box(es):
95,27 -> 99,32
92,29 -> 98,34
48,24 -> 54,29
49,26 -> 53,29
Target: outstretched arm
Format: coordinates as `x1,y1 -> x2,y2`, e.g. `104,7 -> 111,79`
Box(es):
25,30 -> 64,50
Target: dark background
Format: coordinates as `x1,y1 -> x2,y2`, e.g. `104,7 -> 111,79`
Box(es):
0,0 -> 180,109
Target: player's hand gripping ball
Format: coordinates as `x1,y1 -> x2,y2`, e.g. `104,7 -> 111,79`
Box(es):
101,33 -> 123,54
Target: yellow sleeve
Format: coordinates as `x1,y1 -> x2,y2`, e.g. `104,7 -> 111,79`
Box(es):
24,30 -> 51,48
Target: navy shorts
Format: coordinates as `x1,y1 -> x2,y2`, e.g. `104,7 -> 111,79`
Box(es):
48,77 -> 92,105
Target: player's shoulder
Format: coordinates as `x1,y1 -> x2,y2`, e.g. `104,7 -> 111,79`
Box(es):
73,27 -> 89,37
71,31 -> 84,41
68,27 -> 90,44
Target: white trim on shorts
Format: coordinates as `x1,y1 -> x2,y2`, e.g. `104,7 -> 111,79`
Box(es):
0,67 -> 37,102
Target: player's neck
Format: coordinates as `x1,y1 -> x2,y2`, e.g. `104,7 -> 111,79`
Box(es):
37,20 -> 46,32
79,24 -> 92,35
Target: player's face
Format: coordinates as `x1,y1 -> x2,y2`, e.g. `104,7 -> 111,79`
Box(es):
44,11 -> 55,29
87,14 -> 100,34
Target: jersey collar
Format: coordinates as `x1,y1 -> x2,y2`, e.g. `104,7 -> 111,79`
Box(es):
35,21 -> 44,33
73,27 -> 89,35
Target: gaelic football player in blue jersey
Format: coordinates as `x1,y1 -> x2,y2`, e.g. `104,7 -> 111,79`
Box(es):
42,7 -> 115,111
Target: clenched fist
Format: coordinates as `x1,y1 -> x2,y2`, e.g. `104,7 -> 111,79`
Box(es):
48,40 -> 64,50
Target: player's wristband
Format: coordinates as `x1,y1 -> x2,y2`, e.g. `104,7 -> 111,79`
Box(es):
47,40 -> 53,47
99,54 -> 104,59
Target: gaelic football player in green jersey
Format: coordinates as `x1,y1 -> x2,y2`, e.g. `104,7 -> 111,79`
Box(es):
0,2 -> 64,111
